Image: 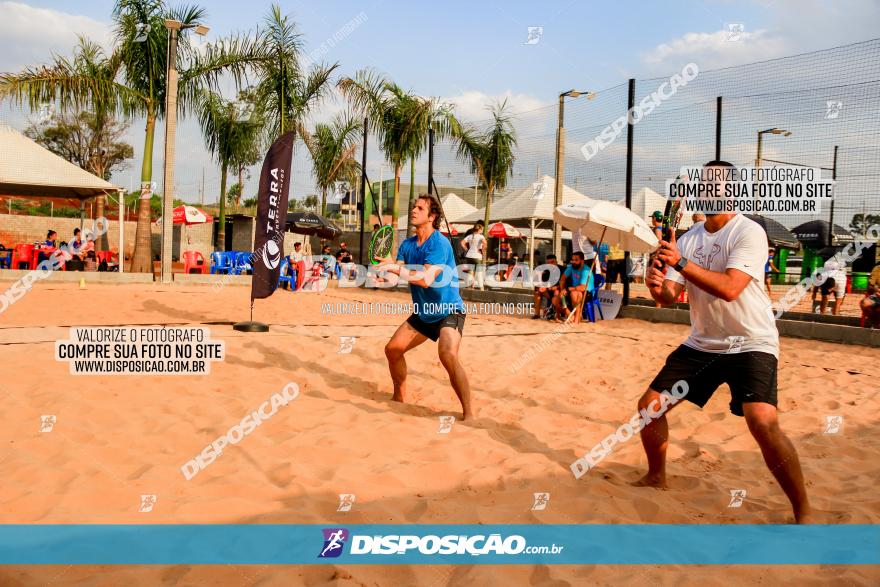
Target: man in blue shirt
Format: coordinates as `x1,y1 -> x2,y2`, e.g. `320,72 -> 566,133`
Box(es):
377,194 -> 475,420
552,251 -> 593,324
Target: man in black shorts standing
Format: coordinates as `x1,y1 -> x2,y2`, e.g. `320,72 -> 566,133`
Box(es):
635,160 -> 812,524
377,194 -> 475,420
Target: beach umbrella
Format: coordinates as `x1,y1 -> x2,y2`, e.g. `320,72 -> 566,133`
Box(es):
172,205 -> 213,225
487,222 -> 521,238
792,219 -> 854,247
553,199 -> 658,254
744,215 -> 799,249
156,205 -> 213,247
286,212 -> 342,240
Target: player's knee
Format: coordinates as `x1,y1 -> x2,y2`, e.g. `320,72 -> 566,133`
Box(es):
384,342 -> 402,360
637,389 -> 659,412
746,415 -> 779,441
438,349 -> 457,369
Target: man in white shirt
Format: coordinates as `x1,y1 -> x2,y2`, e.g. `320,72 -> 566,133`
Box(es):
460,223 -> 486,289
817,257 -> 847,315
571,227 -> 596,261
635,160 -> 812,524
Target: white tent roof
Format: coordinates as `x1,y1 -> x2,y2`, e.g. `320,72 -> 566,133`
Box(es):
0,123 -> 118,199
457,175 -> 592,224
620,186 -> 693,230
440,192 -> 478,223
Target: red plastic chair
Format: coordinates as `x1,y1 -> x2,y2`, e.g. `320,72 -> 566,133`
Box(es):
183,251 -> 209,274
13,244 -> 34,269
95,251 -> 117,264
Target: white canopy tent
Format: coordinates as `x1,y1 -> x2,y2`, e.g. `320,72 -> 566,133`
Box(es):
457,175 -> 593,266
0,124 -> 125,268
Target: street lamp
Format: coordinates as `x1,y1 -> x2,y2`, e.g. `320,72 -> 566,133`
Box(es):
755,127 -> 792,170
553,89 -> 594,258
160,19 -> 209,283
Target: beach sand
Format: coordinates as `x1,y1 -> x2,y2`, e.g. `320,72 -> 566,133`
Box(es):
0,281 -> 877,585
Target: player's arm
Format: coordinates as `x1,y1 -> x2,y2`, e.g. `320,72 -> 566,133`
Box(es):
770,260 -> 780,273
401,264 -> 443,288
655,232 -> 754,303
646,258 -> 685,306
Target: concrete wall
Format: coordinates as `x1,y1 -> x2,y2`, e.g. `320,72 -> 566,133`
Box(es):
0,213 -> 160,260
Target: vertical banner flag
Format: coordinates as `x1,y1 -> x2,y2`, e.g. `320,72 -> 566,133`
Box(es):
251,132 -> 295,300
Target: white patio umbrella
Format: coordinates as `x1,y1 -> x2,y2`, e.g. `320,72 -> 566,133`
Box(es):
553,200 -> 659,323
553,200 -> 658,254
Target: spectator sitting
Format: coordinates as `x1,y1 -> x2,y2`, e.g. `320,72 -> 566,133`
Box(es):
861,281 -> 880,328
69,228 -> 84,258
38,230 -> 57,264
287,242 -> 306,290
552,251 -> 593,324
336,242 -> 352,264
533,253 -> 564,319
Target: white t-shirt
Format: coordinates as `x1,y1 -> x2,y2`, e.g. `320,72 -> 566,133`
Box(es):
822,258 -> 847,284
462,233 -> 486,259
665,215 -> 779,357
572,228 -> 596,259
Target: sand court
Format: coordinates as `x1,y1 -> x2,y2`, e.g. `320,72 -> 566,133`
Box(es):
0,282 -> 877,585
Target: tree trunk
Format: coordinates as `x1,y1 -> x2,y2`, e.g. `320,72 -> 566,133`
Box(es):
95,195 -> 107,251
483,185 -> 493,263
237,163 -> 244,207
130,113 -> 157,273
406,157 -> 415,234
321,187 -> 327,217
391,164 -> 402,252
217,164 -> 227,251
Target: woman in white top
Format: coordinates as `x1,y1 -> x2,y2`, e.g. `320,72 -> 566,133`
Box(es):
460,223 -> 486,288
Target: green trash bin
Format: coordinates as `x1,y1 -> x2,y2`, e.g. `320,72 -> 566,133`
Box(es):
775,248 -> 789,285
801,247 -> 822,281
852,272 -> 869,291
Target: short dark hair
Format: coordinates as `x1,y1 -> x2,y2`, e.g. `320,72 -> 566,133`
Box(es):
572,251 -> 585,261
73,228 -> 80,236
294,242 -> 301,247
47,230 -> 56,239
417,193 -> 443,229
546,253 -> 557,261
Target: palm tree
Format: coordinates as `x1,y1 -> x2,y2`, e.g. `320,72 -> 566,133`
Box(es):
338,69 -> 459,241
196,90 -> 263,250
252,4 -> 339,141
303,113 -> 362,216
2,0 -> 264,272
455,100 -> 517,260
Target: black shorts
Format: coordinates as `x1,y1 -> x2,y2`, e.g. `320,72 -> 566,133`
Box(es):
606,259 -> 626,284
649,345 -> 778,417
407,311 -> 466,342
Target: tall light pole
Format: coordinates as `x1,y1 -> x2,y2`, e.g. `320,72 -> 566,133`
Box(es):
755,127 -> 791,170
553,89 -> 592,258
160,19 -> 209,284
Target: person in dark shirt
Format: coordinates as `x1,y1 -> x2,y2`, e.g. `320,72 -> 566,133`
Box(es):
532,253 -> 564,319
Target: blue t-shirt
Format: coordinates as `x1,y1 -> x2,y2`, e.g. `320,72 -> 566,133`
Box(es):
396,230 -> 465,322
563,264 -> 593,289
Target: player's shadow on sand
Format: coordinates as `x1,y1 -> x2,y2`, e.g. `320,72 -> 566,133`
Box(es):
244,340 -> 580,471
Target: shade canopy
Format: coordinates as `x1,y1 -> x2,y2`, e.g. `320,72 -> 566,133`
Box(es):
743,215 -> 799,249
792,219 -> 854,247
457,176 -> 591,224
286,212 -> 342,240
554,199 -> 659,254
0,124 -> 118,199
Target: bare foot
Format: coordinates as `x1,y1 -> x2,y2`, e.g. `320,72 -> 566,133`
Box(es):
462,408 -> 478,421
631,473 -> 668,489
795,506 -> 815,524
391,392 -> 404,403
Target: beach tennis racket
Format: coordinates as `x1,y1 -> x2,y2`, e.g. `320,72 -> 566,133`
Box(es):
656,199 -> 684,270
369,224 -> 394,264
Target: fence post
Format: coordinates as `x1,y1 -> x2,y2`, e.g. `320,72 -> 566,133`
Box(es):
623,78 -> 635,305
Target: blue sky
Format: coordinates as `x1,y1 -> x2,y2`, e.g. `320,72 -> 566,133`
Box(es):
1,0 -> 878,209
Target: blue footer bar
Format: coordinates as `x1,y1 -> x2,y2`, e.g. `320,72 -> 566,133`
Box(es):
0,524 -> 876,565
